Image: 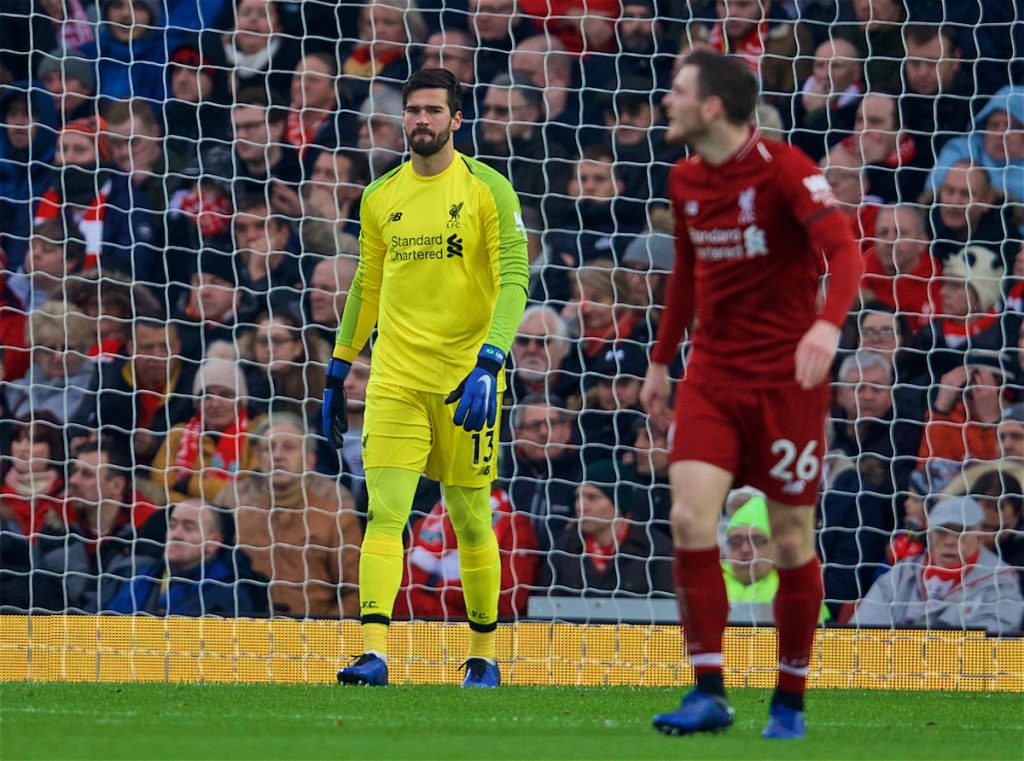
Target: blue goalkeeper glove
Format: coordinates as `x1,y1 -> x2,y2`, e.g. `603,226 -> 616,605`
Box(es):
323,358 -> 351,448
446,344 -> 505,432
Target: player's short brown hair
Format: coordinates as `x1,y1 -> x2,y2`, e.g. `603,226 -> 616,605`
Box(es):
403,68 -> 462,116
681,49 -> 758,125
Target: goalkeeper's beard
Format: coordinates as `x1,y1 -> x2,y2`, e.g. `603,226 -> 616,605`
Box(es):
409,125 -> 452,158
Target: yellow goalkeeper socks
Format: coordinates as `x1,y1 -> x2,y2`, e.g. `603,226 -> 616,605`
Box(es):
358,467 -> 421,657
443,483 -> 501,660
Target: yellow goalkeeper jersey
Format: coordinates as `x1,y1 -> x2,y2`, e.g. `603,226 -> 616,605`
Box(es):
333,151 -> 530,395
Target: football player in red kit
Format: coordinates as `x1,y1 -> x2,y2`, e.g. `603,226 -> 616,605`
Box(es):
642,50 -> 863,739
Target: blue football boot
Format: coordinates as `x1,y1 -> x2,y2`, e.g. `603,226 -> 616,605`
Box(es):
337,653 -> 389,686
461,658 -> 500,688
762,703 -> 806,739
652,690 -> 735,735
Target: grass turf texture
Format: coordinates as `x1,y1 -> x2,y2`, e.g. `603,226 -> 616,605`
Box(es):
1,684 -> 1019,761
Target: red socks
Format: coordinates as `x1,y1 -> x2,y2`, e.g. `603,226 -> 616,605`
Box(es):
773,556 -> 823,698
673,547 -> 728,685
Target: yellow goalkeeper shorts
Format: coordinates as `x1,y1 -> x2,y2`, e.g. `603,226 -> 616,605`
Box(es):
361,381 -> 500,488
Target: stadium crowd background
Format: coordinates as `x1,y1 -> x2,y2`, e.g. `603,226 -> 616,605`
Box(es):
0,0 -> 1022,633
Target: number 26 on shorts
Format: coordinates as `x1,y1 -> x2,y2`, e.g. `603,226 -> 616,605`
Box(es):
769,438 -> 819,483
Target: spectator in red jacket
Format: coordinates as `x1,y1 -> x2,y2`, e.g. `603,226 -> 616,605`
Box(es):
861,204 -> 942,330
394,488 -> 539,620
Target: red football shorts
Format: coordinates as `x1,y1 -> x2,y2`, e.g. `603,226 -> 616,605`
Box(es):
669,380 -> 830,506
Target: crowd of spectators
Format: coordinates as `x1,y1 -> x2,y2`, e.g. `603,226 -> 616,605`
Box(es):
0,0 -> 1023,634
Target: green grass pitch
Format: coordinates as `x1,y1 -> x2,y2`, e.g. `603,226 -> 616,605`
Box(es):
1,683 -> 1020,760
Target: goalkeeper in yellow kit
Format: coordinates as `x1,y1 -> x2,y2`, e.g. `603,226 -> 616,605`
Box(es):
322,69 -> 529,688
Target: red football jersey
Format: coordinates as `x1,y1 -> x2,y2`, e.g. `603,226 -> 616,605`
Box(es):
652,131 -> 859,387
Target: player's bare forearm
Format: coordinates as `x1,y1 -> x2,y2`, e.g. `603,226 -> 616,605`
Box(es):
641,362 -> 672,416
794,320 -> 840,390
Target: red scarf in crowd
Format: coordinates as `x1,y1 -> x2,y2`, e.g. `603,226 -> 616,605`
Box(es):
34,185 -> 109,269
921,549 -> 980,600
584,521 -> 630,575
286,110 -> 328,159
708,19 -> 767,75
939,308 -> 1001,349
173,410 -> 248,483
342,45 -> 403,79
172,186 -> 232,237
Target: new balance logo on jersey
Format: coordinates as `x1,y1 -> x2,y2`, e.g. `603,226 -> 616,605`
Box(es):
388,211 -> 404,222
685,200 -> 699,217
447,201 -> 464,228
446,234 -> 464,257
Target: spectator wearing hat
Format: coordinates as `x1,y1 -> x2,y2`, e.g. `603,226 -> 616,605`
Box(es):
578,343 -> 648,464
36,49 -> 97,127
507,305 -> 576,408
906,244 -> 1008,386
722,495 -> 777,617
852,496 -> 1024,635
619,230 -> 674,333
999,403 -> 1024,466
150,353 -> 258,504
926,161 -> 1019,267
919,350 -> 1018,466
33,114 -> 163,281
164,42 -> 232,176
928,85 -> 1024,206
77,0 -> 168,105
596,79 -> 682,210
538,459 -> 673,598
174,249 -> 250,363
33,116 -> 110,268
0,81 -> 59,270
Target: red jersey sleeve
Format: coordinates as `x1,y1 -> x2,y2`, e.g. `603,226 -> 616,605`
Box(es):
774,147 -> 864,328
651,168 -> 697,365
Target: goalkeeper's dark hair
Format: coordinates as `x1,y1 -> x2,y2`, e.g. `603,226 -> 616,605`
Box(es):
681,49 -> 758,125
403,68 -> 462,116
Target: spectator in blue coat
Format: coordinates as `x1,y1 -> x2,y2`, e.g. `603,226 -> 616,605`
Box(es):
78,0 -> 169,106
926,85 -> 1024,205
104,499 -> 269,617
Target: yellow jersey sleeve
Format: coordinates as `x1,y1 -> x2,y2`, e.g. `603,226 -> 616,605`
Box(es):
333,153 -> 529,394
